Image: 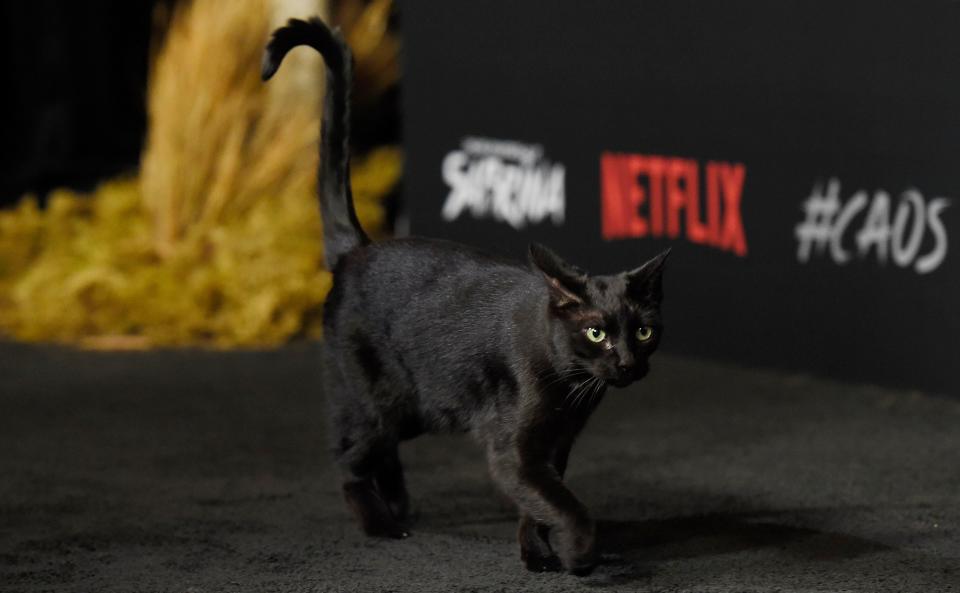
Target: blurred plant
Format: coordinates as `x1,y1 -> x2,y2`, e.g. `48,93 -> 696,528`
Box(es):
0,0 -> 400,348
335,0 -> 400,111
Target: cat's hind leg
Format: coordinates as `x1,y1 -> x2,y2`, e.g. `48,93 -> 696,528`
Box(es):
324,347 -> 408,539
373,446 -> 409,521
334,424 -> 409,539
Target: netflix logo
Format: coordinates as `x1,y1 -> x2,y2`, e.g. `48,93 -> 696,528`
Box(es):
600,153 -> 748,257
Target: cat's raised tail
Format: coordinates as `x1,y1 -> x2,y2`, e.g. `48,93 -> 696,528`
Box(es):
262,17 -> 369,269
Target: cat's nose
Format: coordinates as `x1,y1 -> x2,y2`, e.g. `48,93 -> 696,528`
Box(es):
615,356 -> 634,376
615,350 -> 635,374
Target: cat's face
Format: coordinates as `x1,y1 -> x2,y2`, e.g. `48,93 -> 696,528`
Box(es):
529,243 -> 669,388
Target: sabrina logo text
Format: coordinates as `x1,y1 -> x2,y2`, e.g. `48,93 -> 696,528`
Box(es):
441,137 -> 566,230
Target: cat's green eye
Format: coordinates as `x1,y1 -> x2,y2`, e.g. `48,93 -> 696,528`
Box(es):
636,326 -> 654,342
585,327 -> 606,343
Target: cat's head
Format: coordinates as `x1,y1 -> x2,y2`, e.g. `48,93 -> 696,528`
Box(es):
529,243 -> 669,388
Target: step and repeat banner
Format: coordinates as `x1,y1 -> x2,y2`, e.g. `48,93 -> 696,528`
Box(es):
401,2 -> 959,395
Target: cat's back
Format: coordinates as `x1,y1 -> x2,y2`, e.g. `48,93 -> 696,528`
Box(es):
326,237 -> 540,332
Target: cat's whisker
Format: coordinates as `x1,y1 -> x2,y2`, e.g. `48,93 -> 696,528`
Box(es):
541,366 -> 590,393
572,376 -> 598,409
585,377 -> 602,407
561,382 -> 581,406
587,377 -> 605,408
537,363 -> 580,378
588,377 -> 604,407
554,368 -> 585,382
563,378 -> 592,407
569,378 -> 587,408
542,371 -> 586,390
540,375 -> 570,391
543,368 -> 582,383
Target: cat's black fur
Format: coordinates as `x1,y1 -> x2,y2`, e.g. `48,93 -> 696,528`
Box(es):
263,17 -> 669,576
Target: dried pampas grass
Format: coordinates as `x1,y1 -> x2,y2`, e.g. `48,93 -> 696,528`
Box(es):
0,0 -> 399,348
143,0 -> 321,256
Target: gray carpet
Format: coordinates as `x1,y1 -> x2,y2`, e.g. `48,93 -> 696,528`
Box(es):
1,342 -> 958,592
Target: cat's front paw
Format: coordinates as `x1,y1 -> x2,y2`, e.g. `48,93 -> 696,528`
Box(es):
553,519 -> 597,576
518,515 -> 558,572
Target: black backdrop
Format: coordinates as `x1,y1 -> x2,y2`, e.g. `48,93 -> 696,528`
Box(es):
0,2 -> 161,205
401,2 -> 960,395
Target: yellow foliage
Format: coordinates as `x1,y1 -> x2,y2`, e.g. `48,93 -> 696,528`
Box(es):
0,147 -> 397,348
0,0 -> 400,348
142,0 -> 320,255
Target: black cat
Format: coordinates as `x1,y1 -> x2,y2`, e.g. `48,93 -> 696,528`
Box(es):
262,17 -> 669,576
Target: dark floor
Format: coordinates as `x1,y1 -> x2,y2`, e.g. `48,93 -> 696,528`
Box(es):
1,342 -> 958,592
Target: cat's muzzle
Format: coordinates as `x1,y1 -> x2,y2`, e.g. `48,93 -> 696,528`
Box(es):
607,363 -> 649,388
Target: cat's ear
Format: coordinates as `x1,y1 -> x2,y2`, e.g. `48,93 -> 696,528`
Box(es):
528,242 -> 588,310
625,248 -> 670,304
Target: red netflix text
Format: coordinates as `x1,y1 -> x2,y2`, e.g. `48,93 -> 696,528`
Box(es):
600,152 -> 748,256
